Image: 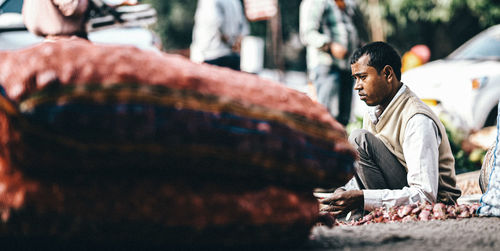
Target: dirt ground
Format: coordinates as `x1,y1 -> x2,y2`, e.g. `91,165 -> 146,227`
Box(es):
303,217 -> 500,251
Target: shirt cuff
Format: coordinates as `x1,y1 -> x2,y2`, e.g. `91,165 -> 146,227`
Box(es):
310,36 -> 331,49
341,177 -> 360,191
363,190 -> 383,211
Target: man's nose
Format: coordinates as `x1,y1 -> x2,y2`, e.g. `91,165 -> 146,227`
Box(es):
353,80 -> 362,90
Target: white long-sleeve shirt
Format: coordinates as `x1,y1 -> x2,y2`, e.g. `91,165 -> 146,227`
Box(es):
344,85 -> 441,210
190,0 -> 249,63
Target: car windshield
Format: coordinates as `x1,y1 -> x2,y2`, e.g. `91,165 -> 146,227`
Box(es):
448,28 -> 500,61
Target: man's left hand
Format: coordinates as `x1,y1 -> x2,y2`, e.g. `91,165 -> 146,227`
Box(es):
320,190 -> 364,216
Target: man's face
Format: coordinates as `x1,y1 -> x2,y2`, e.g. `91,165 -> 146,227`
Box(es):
351,55 -> 391,106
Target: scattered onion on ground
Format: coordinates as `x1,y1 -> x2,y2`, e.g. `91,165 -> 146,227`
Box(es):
319,202 -> 481,227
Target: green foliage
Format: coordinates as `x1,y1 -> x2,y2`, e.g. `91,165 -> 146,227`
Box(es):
346,116 -> 363,135
143,0 -> 197,50
440,115 -> 483,173
464,0 -> 500,27
453,149 -> 478,174
375,0 -> 500,32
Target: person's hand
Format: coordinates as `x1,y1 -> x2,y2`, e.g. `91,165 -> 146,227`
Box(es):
329,42 -> 348,59
319,190 -> 364,216
221,35 -> 229,44
232,36 -> 244,53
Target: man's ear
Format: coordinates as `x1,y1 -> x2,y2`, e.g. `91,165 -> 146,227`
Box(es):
383,65 -> 393,80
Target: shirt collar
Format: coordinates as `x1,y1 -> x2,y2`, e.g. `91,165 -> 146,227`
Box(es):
369,84 -> 407,124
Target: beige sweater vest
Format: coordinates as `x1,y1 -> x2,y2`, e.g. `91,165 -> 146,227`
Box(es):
363,86 -> 461,204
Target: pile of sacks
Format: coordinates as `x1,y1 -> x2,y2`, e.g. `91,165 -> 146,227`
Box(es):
0,38 -> 356,248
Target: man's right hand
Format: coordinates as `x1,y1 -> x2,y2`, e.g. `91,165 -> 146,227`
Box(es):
329,42 -> 348,59
319,189 -> 364,216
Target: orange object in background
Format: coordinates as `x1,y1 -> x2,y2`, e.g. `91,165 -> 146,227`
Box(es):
402,51 -> 422,72
103,0 -> 138,6
402,44 -> 431,72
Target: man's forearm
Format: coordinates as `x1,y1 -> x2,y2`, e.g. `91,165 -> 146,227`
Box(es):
362,187 -> 436,211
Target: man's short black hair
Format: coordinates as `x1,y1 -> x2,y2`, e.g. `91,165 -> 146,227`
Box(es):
350,41 -> 402,81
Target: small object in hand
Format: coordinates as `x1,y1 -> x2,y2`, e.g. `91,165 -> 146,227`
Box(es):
345,211 -> 352,221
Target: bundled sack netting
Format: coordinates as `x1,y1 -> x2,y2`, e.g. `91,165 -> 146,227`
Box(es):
0,38 -> 356,248
479,104 -> 500,217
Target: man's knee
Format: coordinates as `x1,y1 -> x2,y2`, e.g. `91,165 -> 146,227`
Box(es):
348,129 -> 372,148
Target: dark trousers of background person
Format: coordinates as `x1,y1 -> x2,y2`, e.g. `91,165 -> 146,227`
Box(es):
204,53 -> 241,71
311,65 -> 353,125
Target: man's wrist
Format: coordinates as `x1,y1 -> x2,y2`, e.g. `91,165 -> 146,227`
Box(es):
361,190 -> 381,210
334,187 -> 346,194
354,190 -> 364,209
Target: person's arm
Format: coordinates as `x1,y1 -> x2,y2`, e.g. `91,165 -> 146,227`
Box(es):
239,9 -> 250,38
362,114 -> 441,211
52,0 -> 88,17
327,1 -> 349,59
231,3 -> 250,53
299,0 -> 331,50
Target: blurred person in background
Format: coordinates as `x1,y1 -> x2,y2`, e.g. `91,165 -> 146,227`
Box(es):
300,0 -> 361,126
190,0 -> 249,71
22,0 -> 90,39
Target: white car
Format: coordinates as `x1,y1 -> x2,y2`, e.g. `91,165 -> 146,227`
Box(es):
401,24 -> 500,132
0,0 -> 160,51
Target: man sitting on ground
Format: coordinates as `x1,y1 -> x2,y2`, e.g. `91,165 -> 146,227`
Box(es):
322,41 -> 461,217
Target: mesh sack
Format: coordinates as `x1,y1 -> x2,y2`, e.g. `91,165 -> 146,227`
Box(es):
479,104 -> 500,216
0,38 -> 357,247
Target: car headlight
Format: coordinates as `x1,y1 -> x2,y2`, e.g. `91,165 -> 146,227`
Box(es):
472,77 -> 488,89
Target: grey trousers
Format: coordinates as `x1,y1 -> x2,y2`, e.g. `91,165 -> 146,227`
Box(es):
309,65 -> 353,126
349,129 -> 408,189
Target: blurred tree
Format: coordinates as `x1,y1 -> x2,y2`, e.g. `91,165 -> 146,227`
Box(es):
143,0 -> 197,51
363,0 -> 500,59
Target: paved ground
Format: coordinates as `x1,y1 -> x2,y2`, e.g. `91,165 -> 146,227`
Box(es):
303,217 -> 500,251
